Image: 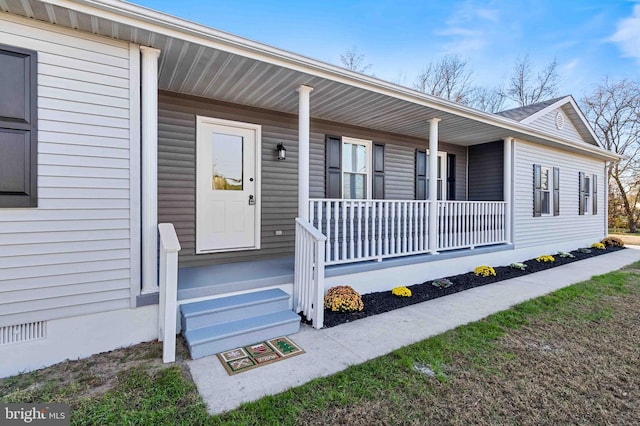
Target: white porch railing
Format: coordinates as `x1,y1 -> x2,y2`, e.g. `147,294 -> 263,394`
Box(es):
158,223 -> 181,363
293,218 -> 326,329
308,199 -> 507,264
437,201 -> 507,251
308,199 -> 431,265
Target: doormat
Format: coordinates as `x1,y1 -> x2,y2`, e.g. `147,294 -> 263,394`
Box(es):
217,336 -> 304,376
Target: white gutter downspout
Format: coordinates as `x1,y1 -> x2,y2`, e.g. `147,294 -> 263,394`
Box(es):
503,137 -> 513,244
140,46 -> 161,294
428,118 -> 440,253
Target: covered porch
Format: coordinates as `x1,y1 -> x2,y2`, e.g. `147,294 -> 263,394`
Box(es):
57,0 -> 531,359
291,88 -> 513,328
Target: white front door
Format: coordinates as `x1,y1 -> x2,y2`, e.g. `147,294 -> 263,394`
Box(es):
196,116 -> 261,253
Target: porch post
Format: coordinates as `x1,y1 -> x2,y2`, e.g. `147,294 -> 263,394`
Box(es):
140,46 -> 161,294
428,118 -> 441,253
297,85 -> 313,220
503,137 -> 513,244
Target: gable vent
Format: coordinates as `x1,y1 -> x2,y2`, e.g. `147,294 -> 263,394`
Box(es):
0,321 -> 47,345
555,111 -> 565,129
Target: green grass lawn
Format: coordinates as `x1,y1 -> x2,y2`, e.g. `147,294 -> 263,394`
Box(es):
608,227 -> 640,235
2,262 -> 639,425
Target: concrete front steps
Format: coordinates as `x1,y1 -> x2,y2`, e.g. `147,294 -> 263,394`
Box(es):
180,288 -> 300,359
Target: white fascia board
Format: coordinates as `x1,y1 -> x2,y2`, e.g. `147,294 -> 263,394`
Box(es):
40,0 -> 619,162
566,96 -> 603,148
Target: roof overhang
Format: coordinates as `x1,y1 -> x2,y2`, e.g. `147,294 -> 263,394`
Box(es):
2,0 -> 621,161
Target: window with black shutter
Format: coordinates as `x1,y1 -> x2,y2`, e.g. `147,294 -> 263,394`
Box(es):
0,44 -> 37,208
416,149 -> 448,200
372,143 -> 385,199
534,164 -> 558,216
325,135 -> 342,198
578,172 -> 598,216
579,172 -> 586,215
415,149 -> 426,200
447,153 -> 456,200
325,135 -> 382,199
592,174 -> 597,214
533,164 -> 542,216
553,167 -> 560,216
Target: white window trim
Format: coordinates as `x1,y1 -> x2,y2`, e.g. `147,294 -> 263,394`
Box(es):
341,136 -> 372,199
540,166 -> 553,216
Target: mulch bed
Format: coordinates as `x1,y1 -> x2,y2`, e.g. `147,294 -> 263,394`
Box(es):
320,246 -> 625,328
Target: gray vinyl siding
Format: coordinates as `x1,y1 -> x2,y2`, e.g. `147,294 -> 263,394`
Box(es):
528,108 -> 583,142
159,92 -> 471,267
309,130 -> 326,198
468,141 -> 504,201
158,92 -> 299,267
513,139 -> 605,248
445,144 -> 467,201
309,130 -> 467,201
385,144 -> 415,199
0,14 -> 134,327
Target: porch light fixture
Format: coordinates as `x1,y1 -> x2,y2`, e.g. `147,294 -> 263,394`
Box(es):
276,143 -> 287,160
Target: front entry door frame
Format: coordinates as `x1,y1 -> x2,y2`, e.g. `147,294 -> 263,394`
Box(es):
195,116 -> 261,254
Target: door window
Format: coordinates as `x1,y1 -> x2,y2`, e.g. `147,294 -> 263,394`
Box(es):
212,133 -> 243,190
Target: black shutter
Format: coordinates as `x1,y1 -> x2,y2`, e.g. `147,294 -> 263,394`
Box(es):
533,164 -> 542,217
415,149 -> 426,200
325,135 -> 342,198
578,172 -> 585,215
592,174 -> 597,215
372,143 -> 385,199
0,44 -> 37,208
447,153 -> 456,200
553,167 -> 560,216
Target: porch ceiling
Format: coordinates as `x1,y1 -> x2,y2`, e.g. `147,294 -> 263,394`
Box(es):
5,0 -> 619,158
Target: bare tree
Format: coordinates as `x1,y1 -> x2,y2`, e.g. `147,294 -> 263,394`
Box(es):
468,86 -> 506,113
413,55 -> 474,103
504,55 -> 560,106
340,46 -> 372,74
582,78 -> 640,231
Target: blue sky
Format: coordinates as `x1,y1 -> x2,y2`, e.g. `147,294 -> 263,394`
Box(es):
135,0 -> 639,106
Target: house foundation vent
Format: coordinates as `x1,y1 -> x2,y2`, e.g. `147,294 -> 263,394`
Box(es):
0,321 -> 47,345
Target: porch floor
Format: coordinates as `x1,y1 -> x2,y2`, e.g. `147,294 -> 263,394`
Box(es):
177,243 -> 512,301
178,257 -> 295,301
187,247 -> 640,415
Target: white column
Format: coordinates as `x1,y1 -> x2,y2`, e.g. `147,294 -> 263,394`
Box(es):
428,118 -> 440,253
503,137 -> 513,244
297,85 -> 313,220
140,46 -> 161,295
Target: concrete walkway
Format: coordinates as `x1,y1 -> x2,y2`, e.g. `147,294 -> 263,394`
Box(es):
188,247 -> 640,415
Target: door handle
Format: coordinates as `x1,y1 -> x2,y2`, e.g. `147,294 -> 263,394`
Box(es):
248,195 -> 255,205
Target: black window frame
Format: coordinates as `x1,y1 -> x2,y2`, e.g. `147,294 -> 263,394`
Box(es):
0,43 -> 38,208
